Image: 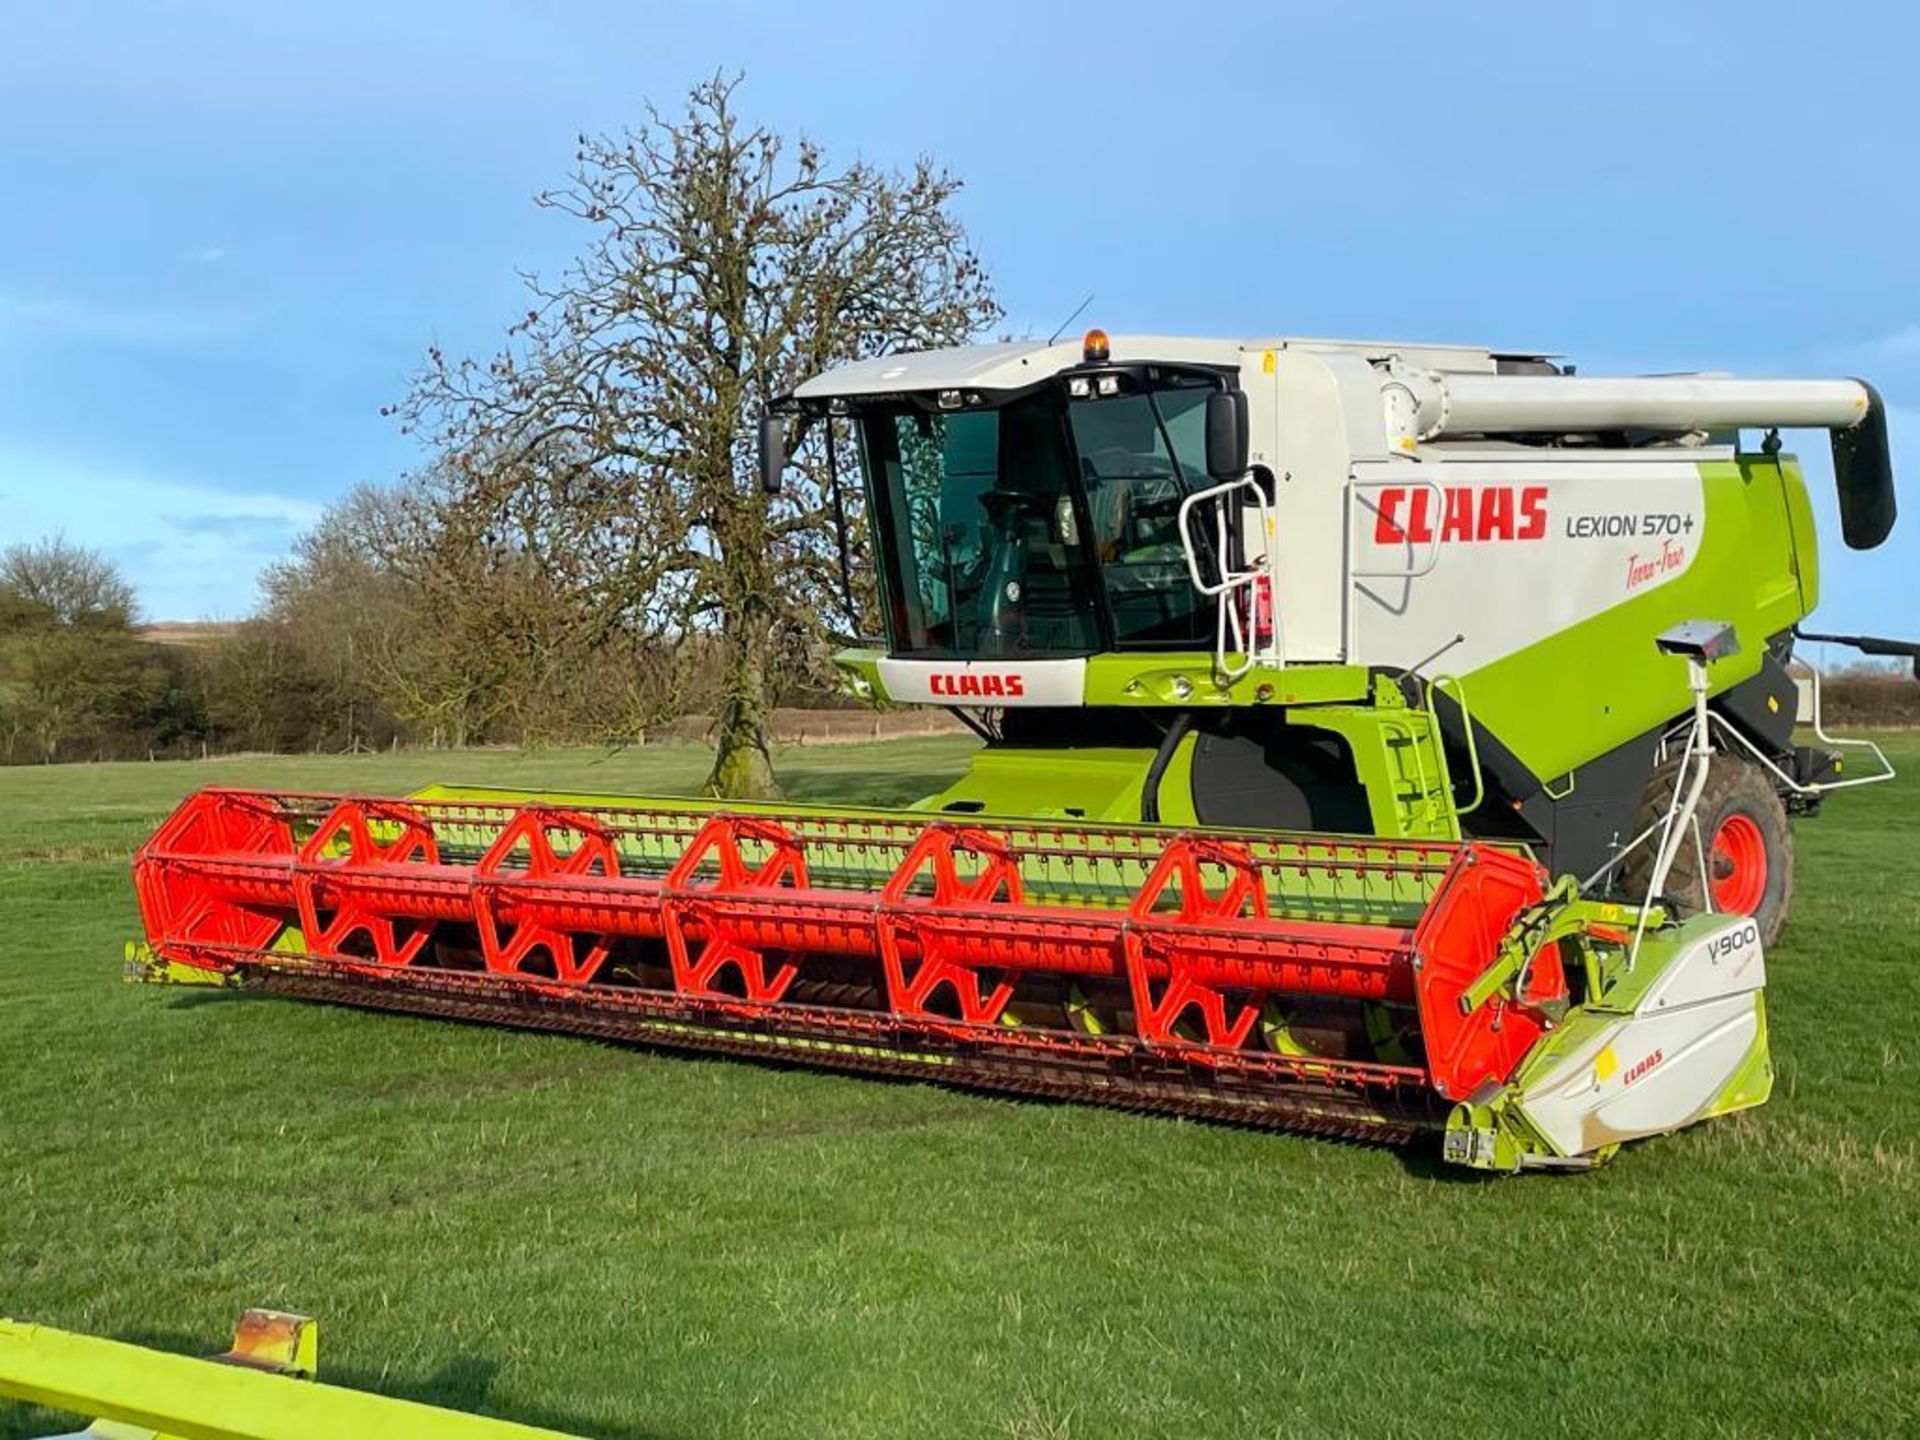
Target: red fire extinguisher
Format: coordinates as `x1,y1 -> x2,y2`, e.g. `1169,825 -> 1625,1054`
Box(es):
1251,566 -> 1275,654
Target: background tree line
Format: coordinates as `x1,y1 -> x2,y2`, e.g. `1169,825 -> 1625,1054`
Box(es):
0,537 -> 201,763
4,513 -> 1913,767
0,515 -> 787,764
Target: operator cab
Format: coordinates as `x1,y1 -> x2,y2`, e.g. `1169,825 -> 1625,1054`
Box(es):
776,331 -> 1249,660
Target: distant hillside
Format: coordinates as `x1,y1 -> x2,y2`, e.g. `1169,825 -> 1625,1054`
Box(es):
136,620 -> 238,648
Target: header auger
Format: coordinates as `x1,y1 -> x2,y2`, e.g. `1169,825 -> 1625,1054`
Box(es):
132,329 -> 1908,1169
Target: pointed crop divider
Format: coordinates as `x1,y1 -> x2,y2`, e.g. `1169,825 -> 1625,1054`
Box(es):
132,788 -> 298,957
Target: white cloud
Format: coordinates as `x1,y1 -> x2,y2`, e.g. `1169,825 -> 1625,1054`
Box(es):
0,445 -> 322,621
181,246 -> 229,264
0,291 -> 253,348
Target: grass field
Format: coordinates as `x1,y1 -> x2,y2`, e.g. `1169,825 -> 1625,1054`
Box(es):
3,737 -> 1918,1438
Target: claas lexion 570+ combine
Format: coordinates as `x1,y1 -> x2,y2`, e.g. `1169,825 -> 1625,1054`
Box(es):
130,330 -> 1912,1171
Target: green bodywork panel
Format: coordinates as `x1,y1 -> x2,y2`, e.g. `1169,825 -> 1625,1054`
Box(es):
1079,655 -> 1375,708
914,744 -> 1198,824
831,649 -> 884,700
1301,678 -> 1461,841
835,648 -> 1455,837
915,675 -> 1461,840
1704,997 -> 1775,1118
1440,456 -> 1817,783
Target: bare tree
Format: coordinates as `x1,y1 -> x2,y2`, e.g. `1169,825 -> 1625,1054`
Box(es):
0,539 -> 179,761
402,74 -> 998,796
254,469 -> 696,751
0,537 -> 138,627
261,476 -> 511,749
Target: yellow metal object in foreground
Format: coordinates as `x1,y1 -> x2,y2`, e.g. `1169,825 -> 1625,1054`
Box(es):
0,1310 -> 585,1440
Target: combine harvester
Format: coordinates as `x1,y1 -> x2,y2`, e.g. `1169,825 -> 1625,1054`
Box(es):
131,332 -> 1910,1171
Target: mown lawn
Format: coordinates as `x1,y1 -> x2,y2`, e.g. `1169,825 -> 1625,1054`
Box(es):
2,736 -> 1917,1438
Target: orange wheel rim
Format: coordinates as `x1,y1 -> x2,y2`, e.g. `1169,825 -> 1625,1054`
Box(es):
1710,813 -> 1768,915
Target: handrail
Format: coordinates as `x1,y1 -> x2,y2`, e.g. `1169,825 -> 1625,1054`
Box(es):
1176,476 -> 1269,596
1350,478 -> 1446,579
1426,673 -> 1485,816
1788,663 -> 1897,791
1176,476 -> 1280,681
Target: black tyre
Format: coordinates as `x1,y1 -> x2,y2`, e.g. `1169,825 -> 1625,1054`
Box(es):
1622,755 -> 1793,947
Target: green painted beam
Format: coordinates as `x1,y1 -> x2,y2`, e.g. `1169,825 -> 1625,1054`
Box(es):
0,1319 -> 583,1440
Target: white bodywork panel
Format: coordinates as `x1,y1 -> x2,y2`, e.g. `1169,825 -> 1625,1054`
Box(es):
796,336 -> 1245,399
1231,344 -> 1726,670
794,333 -> 1523,402
1341,454 -> 1709,675
1247,336 -> 1512,373
1515,916 -> 1766,1157
1253,347 -> 1398,661
876,656 -> 1086,707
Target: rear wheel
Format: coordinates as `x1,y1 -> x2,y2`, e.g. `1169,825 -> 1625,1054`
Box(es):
1623,755 -> 1793,947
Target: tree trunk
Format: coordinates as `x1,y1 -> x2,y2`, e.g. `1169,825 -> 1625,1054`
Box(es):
704,619 -> 780,799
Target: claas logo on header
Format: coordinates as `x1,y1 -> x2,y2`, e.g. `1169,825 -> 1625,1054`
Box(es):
1374,485 -> 1548,545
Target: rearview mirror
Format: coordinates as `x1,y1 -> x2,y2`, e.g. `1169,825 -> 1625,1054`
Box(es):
1205,390 -> 1249,482
758,414 -> 787,498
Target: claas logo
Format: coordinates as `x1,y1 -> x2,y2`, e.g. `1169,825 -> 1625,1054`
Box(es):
1623,1048 -> 1665,1087
929,673 -> 1025,698
1374,485 -> 1548,544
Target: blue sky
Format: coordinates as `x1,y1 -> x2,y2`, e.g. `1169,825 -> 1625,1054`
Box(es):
0,0 -> 1914,631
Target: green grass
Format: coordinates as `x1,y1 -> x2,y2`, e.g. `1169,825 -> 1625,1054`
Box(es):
3,737 -> 1918,1438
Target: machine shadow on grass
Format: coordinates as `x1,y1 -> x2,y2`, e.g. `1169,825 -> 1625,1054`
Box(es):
163,985 -> 1483,1172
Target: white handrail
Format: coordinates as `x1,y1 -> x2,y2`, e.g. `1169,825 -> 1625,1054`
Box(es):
1177,477 -> 1266,595
1350,478 -> 1446,580
1795,664 -> 1897,790
1176,476 -> 1278,682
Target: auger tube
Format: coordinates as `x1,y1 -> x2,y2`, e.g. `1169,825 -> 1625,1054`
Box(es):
1413,374 -> 1874,438
1402,370 -> 1896,547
